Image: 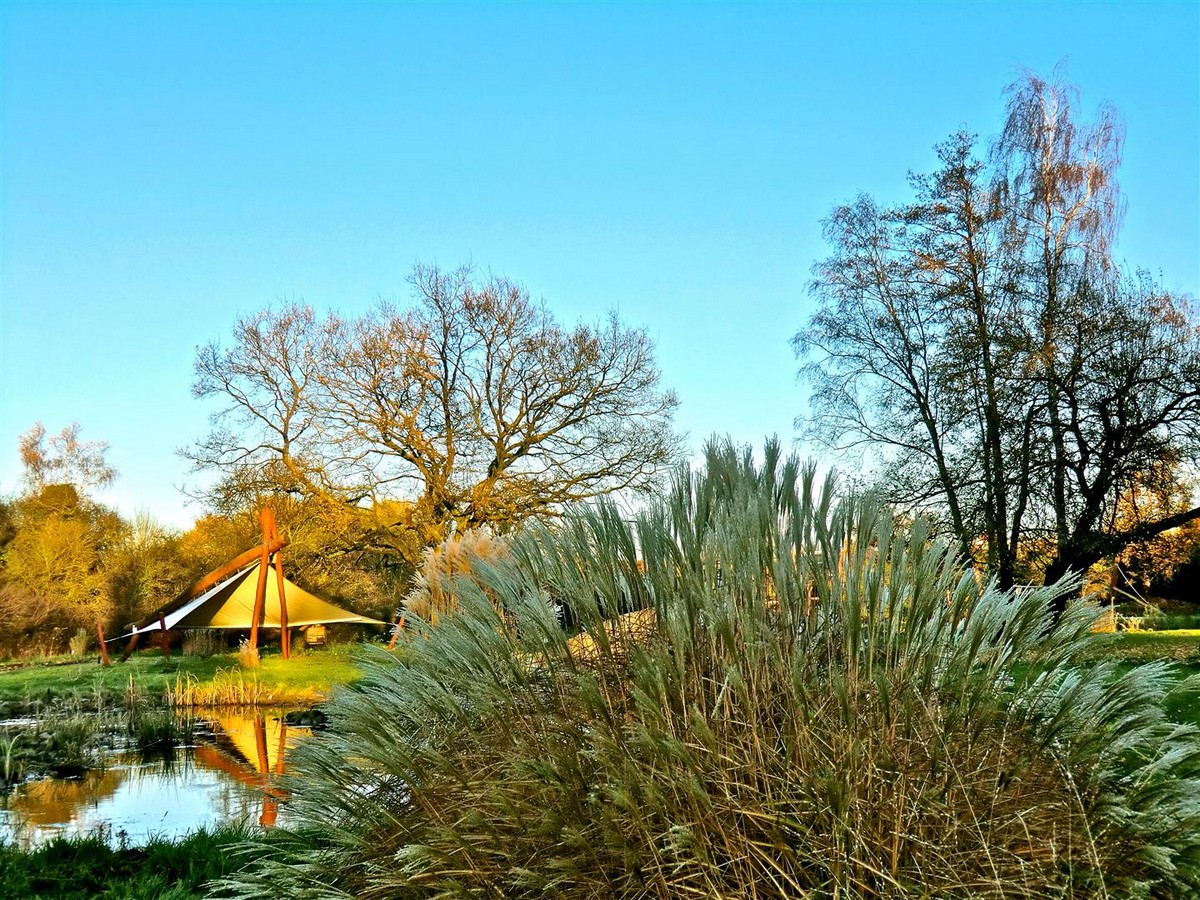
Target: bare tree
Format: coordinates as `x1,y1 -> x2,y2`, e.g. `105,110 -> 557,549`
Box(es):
18,422 -> 117,497
186,265 -> 681,568
796,69 -> 1200,595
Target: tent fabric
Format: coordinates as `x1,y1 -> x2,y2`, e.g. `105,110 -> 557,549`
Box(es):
123,562 -> 384,638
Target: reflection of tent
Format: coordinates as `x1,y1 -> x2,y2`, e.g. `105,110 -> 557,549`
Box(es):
194,713 -> 310,826
121,562 -> 384,637
206,713 -> 308,774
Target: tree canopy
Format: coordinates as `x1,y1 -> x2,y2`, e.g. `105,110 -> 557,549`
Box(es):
795,68 -> 1200,594
186,265 -> 681,569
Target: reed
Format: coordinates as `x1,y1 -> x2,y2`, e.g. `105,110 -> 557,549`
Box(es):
237,640 -> 260,670
67,628 -> 90,657
216,440 -> 1200,899
127,707 -> 186,756
167,669 -> 264,707
0,731 -> 23,784
0,701 -> 102,779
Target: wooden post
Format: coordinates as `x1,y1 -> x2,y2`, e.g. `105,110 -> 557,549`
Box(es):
387,613 -> 406,650
159,617 -> 170,659
272,518 -> 289,659
97,623 -> 110,667
119,631 -> 140,662
248,508 -> 274,653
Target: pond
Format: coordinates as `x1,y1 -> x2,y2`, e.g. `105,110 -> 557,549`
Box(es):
0,711 -> 311,849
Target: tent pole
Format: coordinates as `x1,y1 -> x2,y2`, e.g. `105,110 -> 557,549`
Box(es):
249,508 -> 274,654
387,612 -> 406,650
119,631 -> 140,662
97,623 -> 110,667
271,517 -> 289,660
159,617 -> 170,659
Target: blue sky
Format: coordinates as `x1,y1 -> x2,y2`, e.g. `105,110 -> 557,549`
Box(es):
2,1 -> 1197,528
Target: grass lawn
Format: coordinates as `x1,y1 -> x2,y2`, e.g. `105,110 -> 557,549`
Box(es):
0,644 -> 369,712
1096,629 -> 1200,664
1093,630 -> 1200,727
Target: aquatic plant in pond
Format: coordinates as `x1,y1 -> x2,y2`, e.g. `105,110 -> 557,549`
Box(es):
0,705 -> 103,781
127,707 -> 185,758
217,441 -> 1200,899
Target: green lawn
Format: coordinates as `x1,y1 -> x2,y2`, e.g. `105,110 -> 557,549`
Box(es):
1095,629 -> 1200,664
1092,630 -> 1200,727
0,644 -> 369,713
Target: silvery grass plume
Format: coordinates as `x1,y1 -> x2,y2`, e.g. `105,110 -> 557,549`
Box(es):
215,440 -> 1200,899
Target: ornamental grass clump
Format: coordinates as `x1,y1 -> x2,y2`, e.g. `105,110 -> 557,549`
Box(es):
218,441 -> 1200,899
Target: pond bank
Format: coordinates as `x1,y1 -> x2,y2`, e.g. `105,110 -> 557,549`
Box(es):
0,645 -> 367,715
0,824 -> 247,900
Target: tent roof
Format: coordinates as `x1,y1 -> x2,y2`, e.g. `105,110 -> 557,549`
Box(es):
125,562 -> 384,637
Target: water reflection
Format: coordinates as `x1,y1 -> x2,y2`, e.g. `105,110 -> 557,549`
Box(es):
0,711 -> 312,848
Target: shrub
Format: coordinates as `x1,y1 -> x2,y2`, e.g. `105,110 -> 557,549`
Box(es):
236,640 -> 260,670
217,440 -> 1200,899
67,628 -> 90,657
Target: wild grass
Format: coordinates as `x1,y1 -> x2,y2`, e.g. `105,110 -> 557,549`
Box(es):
164,650 -> 362,707
0,824 -> 252,899
126,707 -> 187,757
1,731 -> 25,784
167,670 -> 264,707
0,702 -> 102,781
66,629 -> 90,658
236,640 -> 260,670
216,440 -> 1200,899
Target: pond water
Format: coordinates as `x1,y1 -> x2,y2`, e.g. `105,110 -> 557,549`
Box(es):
0,712 -> 311,849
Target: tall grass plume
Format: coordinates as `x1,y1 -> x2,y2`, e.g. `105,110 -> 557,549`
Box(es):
217,440 -> 1200,899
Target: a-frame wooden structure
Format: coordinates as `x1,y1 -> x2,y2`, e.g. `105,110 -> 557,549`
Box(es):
110,508 -> 295,663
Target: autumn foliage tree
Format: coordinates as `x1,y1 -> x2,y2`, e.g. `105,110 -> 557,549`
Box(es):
186,265 -> 681,571
795,68 -> 1200,596
0,424 -> 123,652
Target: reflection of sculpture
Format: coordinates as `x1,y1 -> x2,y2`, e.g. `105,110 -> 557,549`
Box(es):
0,714 -> 315,847
194,714 -> 310,826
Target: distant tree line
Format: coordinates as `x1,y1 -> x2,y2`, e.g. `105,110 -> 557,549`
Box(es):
0,423 -> 401,656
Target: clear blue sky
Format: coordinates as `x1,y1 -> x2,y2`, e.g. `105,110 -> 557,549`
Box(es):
2,1 -> 1197,528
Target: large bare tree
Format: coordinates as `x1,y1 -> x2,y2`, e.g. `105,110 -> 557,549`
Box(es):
187,265 -> 680,568
796,69 -> 1200,597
